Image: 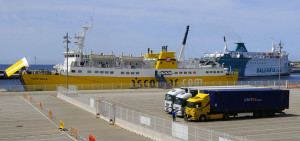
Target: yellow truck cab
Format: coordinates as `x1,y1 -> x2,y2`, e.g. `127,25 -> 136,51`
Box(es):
186,93 -> 223,121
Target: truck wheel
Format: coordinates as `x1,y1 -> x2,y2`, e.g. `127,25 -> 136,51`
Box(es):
223,113 -> 229,120
199,115 -> 206,122
184,114 -> 188,122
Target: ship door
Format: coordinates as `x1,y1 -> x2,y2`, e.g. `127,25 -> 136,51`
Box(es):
155,70 -> 158,76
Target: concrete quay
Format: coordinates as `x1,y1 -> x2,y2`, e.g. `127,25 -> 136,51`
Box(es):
0,91 -> 149,141
81,88 -> 300,141
1,87 -> 299,141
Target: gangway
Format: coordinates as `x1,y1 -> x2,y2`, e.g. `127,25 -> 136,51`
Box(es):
155,74 -> 171,88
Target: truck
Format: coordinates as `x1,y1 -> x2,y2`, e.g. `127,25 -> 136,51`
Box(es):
164,88 -> 186,113
173,86 -> 270,117
173,92 -> 193,117
186,89 -> 289,121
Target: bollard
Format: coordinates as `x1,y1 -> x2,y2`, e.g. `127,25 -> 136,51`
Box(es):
163,86 -> 165,89
24,94 -> 27,99
59,120 -> 64,129
170,85 -> 173,89
89,134 -> 96,141
30,96 -> 33,102
70,126 -> 78,139
49,110 -> 53,119
40,102 -> 42,110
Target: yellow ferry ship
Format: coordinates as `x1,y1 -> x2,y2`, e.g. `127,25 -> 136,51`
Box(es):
21,22 -> 238,91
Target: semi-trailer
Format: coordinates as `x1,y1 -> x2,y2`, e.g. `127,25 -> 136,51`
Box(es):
172,86 -> 270,117
186,89 -> 289,121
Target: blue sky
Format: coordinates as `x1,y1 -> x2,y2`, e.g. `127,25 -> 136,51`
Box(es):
1,0 -> 300,64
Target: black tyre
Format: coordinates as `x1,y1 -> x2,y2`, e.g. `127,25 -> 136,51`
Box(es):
253,112 -> 261,118
199,115 -> 206,122
223,113 -> 229,120
267,111 -> 275,117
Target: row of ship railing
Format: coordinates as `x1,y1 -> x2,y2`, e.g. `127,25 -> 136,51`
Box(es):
1,80 -> 300,92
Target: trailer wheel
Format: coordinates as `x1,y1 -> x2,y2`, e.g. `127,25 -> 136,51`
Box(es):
267,111 -> 275,117
253,112 -> 262,118
199,115 -> 206,122
223,113 -> 229,120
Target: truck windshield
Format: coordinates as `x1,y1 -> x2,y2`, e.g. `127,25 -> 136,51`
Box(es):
187,101 -> 202,108
165,94 -> 173,101
187,101 -> 196,108
174,98 -> 182,105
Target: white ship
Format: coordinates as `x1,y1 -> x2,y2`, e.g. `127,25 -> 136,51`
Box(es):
201,37 -> 293,77
21,23 -> 238,91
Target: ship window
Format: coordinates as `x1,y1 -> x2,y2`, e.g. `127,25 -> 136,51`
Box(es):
87,70 -> 91,73
110,71 -> 114,74
95,71 -> 99,73
71,70 -> 76,73
179,72 -> 183,74
100,71 -> 104,74
175,72 -> 178,74
188,72 -> 192,74
206,71 -> 209,74
78,70 -> 82,73
126,72 -> 130,74
193,71 -> 196,74
184,72 -> 187,74
121,72 -> 124,74
217,71 -> 220,73
131,72 -> 134,75
210,71 -> 213,73
105,71 -> 109,74
213,71 -> 216,73
136,72 -> 139,75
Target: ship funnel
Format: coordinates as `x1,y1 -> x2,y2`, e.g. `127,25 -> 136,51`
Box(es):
233,42 -> 248,52
4,57 -> 29,77
271,39 -> 275,53
178,25 -> 190,61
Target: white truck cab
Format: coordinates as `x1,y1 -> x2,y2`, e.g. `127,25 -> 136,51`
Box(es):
173,92 -> 193,117
165,88 -> 186,113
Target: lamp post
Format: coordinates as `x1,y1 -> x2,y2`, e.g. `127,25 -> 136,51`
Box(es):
278,41 -> 283,88
63,32 -> 71,89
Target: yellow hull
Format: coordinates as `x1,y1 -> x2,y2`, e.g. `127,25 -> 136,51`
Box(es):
21,74 -> 238,91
